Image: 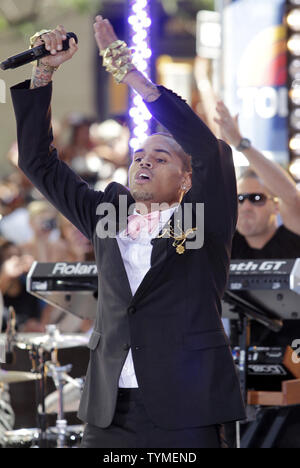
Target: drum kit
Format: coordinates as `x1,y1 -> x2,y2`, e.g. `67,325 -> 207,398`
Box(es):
0,316 -> 89,449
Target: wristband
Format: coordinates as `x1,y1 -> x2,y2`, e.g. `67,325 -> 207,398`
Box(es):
100,40 -> 135,84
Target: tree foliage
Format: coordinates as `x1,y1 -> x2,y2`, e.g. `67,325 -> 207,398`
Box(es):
0,0 -> 215,35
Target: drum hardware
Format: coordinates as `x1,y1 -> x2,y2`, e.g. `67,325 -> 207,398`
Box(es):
46,360 -> 73,448
0,370 -> 42,384
4,306 -> 17,365
0,322 -> 88,448
40,375 -> 83,415
28,324 -> 85,448
28,343 -> 48,447
27,324 -> 75,448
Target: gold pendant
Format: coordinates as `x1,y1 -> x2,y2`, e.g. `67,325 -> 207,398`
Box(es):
176,244 -> 185,255
157,220 -> 197,255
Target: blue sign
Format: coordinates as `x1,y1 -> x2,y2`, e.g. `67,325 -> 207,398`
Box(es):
223,0 -> 288,165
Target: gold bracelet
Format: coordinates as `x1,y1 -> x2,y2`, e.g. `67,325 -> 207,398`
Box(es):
100,40 -> 127,58
112,63 -> 136,84
100,40 -> 135,83
36,62 -> 59,73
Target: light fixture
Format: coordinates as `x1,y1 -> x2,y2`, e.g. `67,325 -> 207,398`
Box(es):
287,8 -> 300,31
287,1 -> 300,178
287,33 -> 300,54
290,107 -> 300,128
289,58 -> 300,78
289,132 -> 300,153
196,10 -> 221,60
289,78 -> 300,104
127,0 -> 153,151
289,157 -> 300,178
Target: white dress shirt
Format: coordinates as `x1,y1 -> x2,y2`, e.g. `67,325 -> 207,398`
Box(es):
117,206 -> 177,388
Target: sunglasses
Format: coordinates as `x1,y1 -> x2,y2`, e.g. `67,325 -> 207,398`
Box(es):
237,193 -> 277,206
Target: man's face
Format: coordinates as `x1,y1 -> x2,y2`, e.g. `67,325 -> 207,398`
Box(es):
128,134 -> 189,207
237,177 -> 278,238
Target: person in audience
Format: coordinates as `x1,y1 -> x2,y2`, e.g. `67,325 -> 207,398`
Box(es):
59,214 -> 95,262
60,115 -> 98,185
21,200 -> 67,262
89,119 -> 130,190
0,179 -> 33,245
60,115 -> 95,165
214,100 -> 300,238
0,239 -> 46,332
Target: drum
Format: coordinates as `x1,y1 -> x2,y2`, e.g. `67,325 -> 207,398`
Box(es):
2,425 -> 84,448
2,428 -> 39,448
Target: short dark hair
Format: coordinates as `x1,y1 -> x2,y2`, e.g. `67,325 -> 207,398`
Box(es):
152,132 -> 192,172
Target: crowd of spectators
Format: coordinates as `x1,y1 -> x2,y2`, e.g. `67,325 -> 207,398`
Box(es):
0,113 -> 131,333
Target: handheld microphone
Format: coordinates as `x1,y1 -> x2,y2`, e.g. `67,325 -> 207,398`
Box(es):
0,32 -> 78,71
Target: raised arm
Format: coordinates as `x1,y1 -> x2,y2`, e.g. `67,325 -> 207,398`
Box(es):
94,17 -> 237,240
215,100 -> 300,235
11,26 -> 105,240
93,16 -> 218,156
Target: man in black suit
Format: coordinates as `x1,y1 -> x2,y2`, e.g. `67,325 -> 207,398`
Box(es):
10,18 -> 245,448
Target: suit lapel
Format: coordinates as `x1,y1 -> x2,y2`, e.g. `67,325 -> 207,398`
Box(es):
96,187 -> 134,302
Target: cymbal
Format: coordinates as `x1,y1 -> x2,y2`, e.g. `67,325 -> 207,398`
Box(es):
15,332 -> 89,352
0,370 -> 41,384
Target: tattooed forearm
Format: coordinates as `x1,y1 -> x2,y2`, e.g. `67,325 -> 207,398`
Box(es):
30,64 -> 54,89
143,76 -> 161,102
123,69 -> 161,102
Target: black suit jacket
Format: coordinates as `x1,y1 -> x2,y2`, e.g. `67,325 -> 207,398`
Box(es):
11,81 -> 246,429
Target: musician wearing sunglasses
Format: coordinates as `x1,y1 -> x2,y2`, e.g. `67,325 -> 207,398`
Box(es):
215,100 -> 300,238
215,104 -> 300,350
231,170 -> 300,260
215,103 -> 300,449
237,192 -> 277,206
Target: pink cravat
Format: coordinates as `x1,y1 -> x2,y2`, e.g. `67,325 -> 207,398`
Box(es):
127,211 -> 160,240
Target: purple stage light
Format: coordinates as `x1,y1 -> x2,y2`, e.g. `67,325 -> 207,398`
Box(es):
127,0 -> 152,150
